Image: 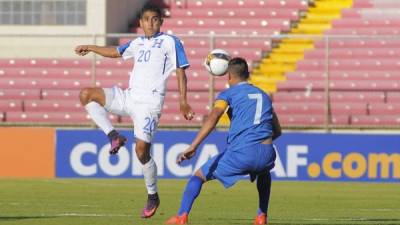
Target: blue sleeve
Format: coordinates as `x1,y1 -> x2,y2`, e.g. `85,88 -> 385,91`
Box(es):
172,36 -> 190,69
216,89 -> 229,102
117,41 -> 132,55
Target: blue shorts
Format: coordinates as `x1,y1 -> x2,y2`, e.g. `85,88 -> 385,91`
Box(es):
200,143 -> 276,188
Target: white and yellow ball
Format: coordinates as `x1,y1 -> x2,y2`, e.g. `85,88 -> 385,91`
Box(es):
204,49 -> 231,76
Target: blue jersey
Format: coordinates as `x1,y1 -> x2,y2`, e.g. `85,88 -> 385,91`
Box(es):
216,82 -> 274,151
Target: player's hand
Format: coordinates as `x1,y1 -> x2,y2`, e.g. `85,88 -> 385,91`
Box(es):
180,102 -> 195,120
177,147 -> 196,164
75,45 -> 90,56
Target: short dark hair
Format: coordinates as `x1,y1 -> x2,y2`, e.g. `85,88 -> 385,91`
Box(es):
139,3 -> 163,19
228,57 -> 250,80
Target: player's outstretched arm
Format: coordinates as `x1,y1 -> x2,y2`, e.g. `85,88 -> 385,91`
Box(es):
271,111 -> 282,140
75,45 -> 121,58
177,106 -> 225,164
176,68 -> 194,120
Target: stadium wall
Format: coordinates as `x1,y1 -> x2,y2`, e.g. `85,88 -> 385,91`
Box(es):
1,128 -> 399,182
0,0 -> 142,58
0,127 -> 55,178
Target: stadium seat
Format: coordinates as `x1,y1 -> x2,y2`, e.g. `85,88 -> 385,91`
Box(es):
4,111 -> 100,124
169,0 -> 309,9
164,18 -> 290,29
24,100 -> 82,112
386,92 -> 400,103
278,115 -> 326,126
0,58 -> 91,68
351,115 -> 400,126
0,100 -> 23,112
164,91 -> 210,103
272,91 -> 325,103
0,89 -> 41,100
41,90 -> 80,100
331,103 -> 368,116
164,27 -> 285,35
163,101 -> 210,115
167,8 -> 300,19
368,103 -> 400,115
330,91 -> 385,103
274,102 -> 325,115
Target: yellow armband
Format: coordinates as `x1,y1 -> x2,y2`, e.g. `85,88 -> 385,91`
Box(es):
214,100 -> 228,110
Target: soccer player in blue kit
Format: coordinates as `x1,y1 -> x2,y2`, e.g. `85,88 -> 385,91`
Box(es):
166,57 -> 281,225
75,4 -> 194,219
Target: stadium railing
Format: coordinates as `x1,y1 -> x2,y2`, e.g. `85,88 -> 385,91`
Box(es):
1,33 -> 400,131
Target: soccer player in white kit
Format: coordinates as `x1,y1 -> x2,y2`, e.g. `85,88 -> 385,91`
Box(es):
75,4 -> 194,219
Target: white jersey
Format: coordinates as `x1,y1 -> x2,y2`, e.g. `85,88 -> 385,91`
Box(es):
117,32 -> 189,95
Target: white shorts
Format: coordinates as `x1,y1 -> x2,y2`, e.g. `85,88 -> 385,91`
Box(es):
103,86 -> 164,143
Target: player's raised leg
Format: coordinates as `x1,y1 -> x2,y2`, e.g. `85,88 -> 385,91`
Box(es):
79,87 -> 126,154
166,170 -> 206,224
135,140 -> 160,218
254,172 -> 272,225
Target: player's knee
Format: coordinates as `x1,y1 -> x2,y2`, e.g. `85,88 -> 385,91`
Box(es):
135,149 -> 150,164
79,88 -> 92,105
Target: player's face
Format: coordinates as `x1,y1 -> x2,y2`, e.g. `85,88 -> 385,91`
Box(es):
140,10 -> 162,37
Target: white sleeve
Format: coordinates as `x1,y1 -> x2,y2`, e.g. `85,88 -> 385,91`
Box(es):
117,39 -> 136,60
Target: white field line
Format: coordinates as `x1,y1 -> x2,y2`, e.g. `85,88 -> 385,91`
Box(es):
359,208 -> 400,212
0,202 -> 91,207
54,213 -> 131,217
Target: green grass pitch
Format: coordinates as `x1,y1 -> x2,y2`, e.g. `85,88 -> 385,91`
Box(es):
0,179 -> 399,225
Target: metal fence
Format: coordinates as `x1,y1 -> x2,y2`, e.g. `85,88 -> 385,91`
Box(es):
1,33 -> 400,130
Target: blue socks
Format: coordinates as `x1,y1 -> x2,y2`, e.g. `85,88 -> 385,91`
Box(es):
256,172 -> 272,215
178,175 -> 204,216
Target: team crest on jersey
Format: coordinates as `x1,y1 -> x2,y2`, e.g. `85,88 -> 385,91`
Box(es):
152,39 -> 164,48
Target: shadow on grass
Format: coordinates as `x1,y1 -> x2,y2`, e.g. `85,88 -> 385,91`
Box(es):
0,216 -> 57,221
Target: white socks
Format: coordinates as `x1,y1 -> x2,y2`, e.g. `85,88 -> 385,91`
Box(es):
143,158 -> 158,194
85,101 -> 114,135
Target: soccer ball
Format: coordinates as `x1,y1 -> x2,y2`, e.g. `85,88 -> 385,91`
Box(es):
204,49 -> 231,76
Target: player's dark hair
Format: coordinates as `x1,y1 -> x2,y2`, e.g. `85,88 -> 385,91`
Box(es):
228,57 -> 250,80
139,3 -> 163,19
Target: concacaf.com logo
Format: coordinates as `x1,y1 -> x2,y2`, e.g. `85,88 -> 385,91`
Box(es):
272,145 -> 400,181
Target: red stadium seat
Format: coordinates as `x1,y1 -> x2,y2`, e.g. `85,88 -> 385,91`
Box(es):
164,18 -> 290,29
4,111 -> 100,124
278,115 -> 326,126
368,103 -> 400,115
0,100 -> 23,112
169,0 -> 309,9
163,101 -> 209,115
330,91 -> 385,103
24,100 -> 83,112
274,102 -> 325,115
0,58 -> 91,68
167,8 -> 300,19
0,89 -> 40,100
331,103 -> 367,116
351,115 -> 400,126
41,90 -> 80,100
272,91 -> 325,103
164,91 -> 210,103
386,92 -> 400,103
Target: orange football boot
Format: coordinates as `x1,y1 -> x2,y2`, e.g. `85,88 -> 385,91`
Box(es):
165,213 -> 188,224
254,213 -> 268,225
